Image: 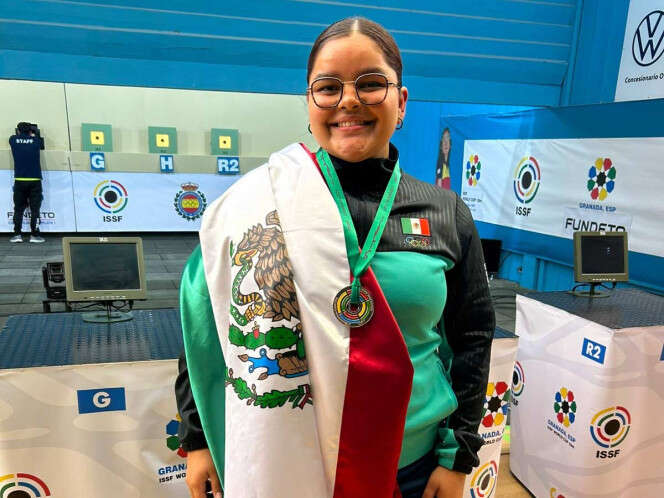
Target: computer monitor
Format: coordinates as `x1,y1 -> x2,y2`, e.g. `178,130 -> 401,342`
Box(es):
573,231 -> 628,284
481,238 -> 502,276
63,236 -> 147,302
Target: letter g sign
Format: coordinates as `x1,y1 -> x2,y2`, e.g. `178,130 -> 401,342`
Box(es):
93,391 -> 111,408
77,387 -> 126,414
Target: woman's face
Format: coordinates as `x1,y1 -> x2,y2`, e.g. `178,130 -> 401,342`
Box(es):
307,33 -> 407,162
442,132 -> 450,154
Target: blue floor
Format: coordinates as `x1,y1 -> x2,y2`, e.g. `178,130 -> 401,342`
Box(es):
0,309 -> 183,368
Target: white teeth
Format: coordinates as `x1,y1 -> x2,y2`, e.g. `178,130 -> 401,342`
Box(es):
337,120 -> 365,128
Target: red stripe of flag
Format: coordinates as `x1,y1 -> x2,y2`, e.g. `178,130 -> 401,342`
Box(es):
419,218 -> 431,236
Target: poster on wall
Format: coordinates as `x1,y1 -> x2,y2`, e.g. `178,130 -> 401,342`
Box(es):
435,126 -> 452,189
615,0 -> 664,101
460,137 -> 664,258
0,170 -> 77,232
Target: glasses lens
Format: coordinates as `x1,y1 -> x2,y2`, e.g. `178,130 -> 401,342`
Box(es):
311,78 -> 343,108
356,74 -> 388,105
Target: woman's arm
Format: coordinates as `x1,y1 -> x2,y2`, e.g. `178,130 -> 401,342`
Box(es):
436,195 -> 496,474
176,245 -> 226,497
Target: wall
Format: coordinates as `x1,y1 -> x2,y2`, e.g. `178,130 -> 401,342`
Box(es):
566,0 -> 631,105
1,80 -> 317,174
0,0 -> 579,106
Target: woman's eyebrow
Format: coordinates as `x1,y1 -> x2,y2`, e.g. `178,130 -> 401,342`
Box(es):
312,67 -> 387,80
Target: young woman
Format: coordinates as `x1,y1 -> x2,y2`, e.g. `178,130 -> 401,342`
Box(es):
177,17 -> 494,498
435,128 -> 452,190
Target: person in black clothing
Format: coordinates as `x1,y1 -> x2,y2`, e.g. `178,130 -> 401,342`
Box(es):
9,122 -> 45,243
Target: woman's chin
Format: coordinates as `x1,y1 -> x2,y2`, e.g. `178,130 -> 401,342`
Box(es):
326,139 -> 380,163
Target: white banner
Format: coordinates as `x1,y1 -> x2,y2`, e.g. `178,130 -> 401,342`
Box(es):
72,172 -> 239,231
1,170 -> 77,232
1,170 -> 240,232
0,360 -> 188,498
509,296 -> 664,497
463,336 -> 518,498
461,137 -> 664,257
615,1 -> 664,101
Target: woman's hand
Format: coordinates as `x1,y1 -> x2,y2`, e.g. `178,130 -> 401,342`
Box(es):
185,448 -> 222,498
422,465 -> 466,498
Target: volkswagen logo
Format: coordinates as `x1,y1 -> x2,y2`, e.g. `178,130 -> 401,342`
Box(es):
632,10 -> 664,66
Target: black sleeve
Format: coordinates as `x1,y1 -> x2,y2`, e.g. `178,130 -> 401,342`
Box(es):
442,195 -> 495,474
39,137 -> 45,150
175,350 -> 208,452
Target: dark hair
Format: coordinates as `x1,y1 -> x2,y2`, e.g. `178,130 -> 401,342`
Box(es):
307,17 -> 403,86
17,122 -> 31,134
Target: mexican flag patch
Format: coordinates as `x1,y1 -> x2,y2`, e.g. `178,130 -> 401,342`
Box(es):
400,217 -> 430,236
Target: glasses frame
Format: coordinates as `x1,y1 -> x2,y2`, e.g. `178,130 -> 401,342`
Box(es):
307,72 -> 401,109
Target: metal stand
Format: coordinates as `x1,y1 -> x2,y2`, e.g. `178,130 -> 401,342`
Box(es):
81,300 -> 134,323
568,282 -> 610,298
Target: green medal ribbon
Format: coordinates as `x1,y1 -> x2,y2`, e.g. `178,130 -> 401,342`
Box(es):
316,148 -> 401,304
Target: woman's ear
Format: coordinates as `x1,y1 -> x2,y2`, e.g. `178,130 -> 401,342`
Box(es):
399,86 -> 408,119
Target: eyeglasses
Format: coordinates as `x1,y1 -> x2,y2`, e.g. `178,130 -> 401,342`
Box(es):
307,73 -> 401,109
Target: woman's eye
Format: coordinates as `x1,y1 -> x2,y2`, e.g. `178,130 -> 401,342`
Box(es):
315,84 -> 341,94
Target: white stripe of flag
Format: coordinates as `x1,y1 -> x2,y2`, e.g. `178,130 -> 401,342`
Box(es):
401,217 -> 430,236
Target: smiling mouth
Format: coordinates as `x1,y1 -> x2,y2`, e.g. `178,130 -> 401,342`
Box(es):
332,120 -> 375,128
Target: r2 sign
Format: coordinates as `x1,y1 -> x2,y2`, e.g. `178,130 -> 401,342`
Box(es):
582,337 -> 606,364
217,156 -> 240,175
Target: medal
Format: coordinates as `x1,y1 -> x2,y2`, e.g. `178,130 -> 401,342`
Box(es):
317,149 -> 401,328
333,285 -> 374,328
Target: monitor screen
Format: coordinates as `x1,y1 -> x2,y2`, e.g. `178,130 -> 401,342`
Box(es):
580,236 -> 625,275
573,231 -> 628,283
70,243 -> 141,291
481,238 -> 502,275
63,237 -> 147,301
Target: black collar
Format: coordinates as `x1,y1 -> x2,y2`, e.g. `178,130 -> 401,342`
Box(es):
328,144 -> 399,197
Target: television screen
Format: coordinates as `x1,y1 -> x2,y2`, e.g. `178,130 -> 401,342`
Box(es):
573,231 -> 628,283
63,237 -> 147,301
481,238 -> 502,275
70,243 -> 141,291
580,236 -> 625,275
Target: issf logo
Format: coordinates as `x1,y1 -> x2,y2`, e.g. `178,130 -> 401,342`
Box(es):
0,473 -> 51,496
513,156 -> 541,204
93,180 -> 128,214
591,406 -> 631,459
512,361 -> 525,398
469,460 -> 497,498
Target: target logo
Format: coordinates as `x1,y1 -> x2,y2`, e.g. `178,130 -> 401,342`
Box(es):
466,154 -> 481,187
591,406 -> 631,458
513,156 -> 541,204
512,361 -> 525,397
482,381 -> 510,427
0,473 -> 51,497
93,180 -> 128,214
469,460 -> 497,498
550,488 -> 566,498
166,414 -> 188,458
554,387 -> 577,427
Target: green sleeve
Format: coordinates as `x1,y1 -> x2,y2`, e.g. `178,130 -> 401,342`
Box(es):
180,245 -> 226,487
